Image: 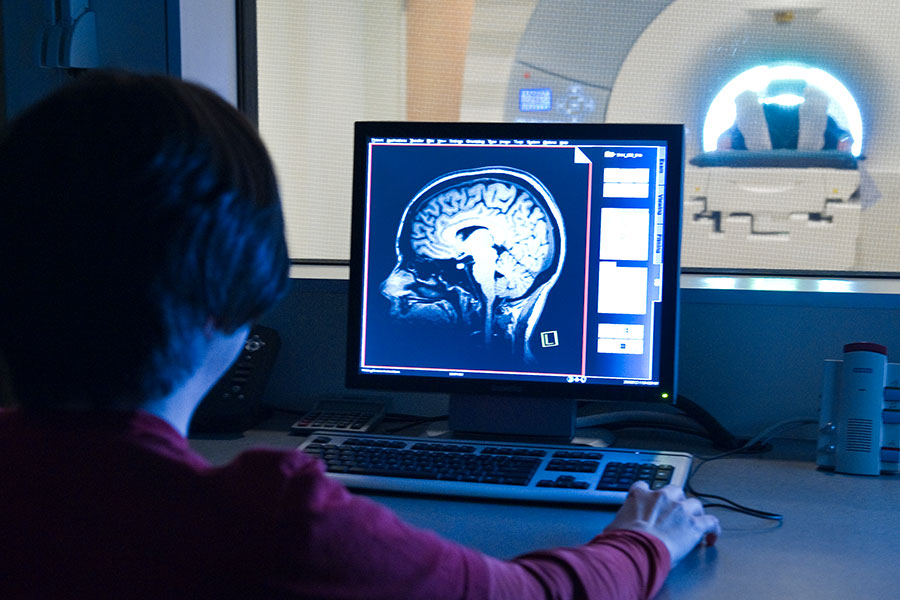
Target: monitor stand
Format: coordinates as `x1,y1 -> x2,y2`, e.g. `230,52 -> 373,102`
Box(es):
446,394 -> 577,443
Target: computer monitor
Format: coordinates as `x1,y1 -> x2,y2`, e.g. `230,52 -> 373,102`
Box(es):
346,122 -> 683,441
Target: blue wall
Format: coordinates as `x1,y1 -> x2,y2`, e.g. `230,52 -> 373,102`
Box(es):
259,280 -> 900,438
1,0 -> 66,122
1,0 -> 177,123
678,287 -> 900,436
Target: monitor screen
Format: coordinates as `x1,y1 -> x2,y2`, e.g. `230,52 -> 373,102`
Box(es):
347,122 -> 683,424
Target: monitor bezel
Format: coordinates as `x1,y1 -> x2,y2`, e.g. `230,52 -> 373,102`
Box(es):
346,121 -> 683,405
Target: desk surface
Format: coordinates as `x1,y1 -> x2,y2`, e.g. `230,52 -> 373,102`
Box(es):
190,414 -> 900,600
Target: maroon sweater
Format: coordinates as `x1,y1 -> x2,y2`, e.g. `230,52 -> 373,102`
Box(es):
0,409 -> 670,599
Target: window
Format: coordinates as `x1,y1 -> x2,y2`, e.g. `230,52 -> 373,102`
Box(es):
250,0 -> 900,276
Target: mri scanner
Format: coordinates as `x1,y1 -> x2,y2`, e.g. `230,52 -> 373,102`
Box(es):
503,0 -> 900,271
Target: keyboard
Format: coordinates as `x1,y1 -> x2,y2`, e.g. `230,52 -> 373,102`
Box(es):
297,431 -> 693,505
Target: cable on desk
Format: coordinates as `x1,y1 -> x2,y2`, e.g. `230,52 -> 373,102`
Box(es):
687,416 -> 818,522
577,410 -> 709,438
577,394 -> 742,450
675,395 -> 742,451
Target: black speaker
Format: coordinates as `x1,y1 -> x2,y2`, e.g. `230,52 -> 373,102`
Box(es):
190,325 -> 281,434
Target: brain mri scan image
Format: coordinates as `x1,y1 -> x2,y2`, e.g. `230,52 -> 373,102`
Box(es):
381,167 -> 565,366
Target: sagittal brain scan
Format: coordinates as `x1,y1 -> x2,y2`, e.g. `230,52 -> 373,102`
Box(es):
380,168 -> 565,365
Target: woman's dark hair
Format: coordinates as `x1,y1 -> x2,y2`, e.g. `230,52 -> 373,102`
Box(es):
0,71 -> 289,409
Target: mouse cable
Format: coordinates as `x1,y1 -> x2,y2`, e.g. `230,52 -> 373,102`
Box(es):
687,416 -> 818,522
675,394 -> 742,451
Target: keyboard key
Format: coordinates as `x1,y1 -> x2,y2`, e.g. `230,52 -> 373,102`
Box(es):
348,467 -> 438,479
596,481 -> 632,492
553,450 -> 604,460
546,459 -> 599,473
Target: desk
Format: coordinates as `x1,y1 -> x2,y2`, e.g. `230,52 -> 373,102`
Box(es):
190,413 -> 900,600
